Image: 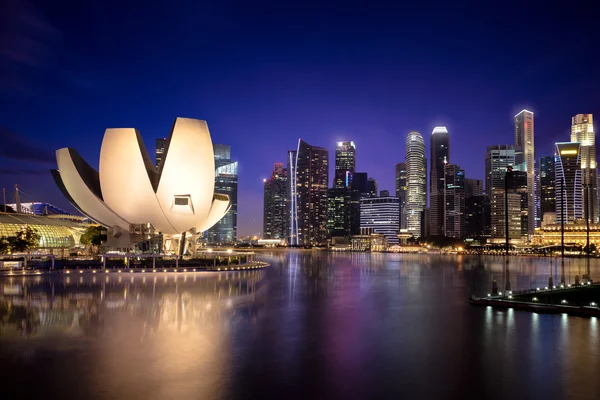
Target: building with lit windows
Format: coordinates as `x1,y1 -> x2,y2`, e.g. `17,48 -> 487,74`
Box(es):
555,142 -> 583,224
430,126 -> 449,236
289,139 -> 329,246
263,163 -> 288,240
334,141 -> 356,189
395,162 -> 407,229
359,195 -> 400,244
486,145 -> 520,241
206,144 -> 238,244
155,138 -> 167,169
444,164 -> 465,238
539,155 -> 555,221
406,131 -> 426,237
514,110 -> 535,236
465,195 -> 490,239
571,114 -> 596,222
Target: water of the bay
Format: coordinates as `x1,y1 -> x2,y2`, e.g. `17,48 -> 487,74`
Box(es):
1,251 -> 600,399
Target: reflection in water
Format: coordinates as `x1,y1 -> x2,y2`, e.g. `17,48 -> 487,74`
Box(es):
1,253 -> 600,399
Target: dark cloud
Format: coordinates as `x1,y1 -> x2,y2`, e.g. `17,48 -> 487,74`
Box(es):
0,126 -> 55,164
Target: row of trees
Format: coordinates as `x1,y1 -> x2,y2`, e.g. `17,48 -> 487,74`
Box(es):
0,226 -> 40,254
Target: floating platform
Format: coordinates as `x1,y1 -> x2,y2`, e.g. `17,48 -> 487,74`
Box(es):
470,282 -> 600,317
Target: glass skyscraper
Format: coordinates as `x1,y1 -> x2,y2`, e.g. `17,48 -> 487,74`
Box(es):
514,110 -> 535,236
155,138 -> 167,169
395,162 -> 407,229
360,195 -> 400,244
334,141 -> 356,189
206,144 -> 238,244
406,131 -> 426,238
263,163 -> 288,240
429,126 -> 449,236
444,164 -> 465,238
555,142 -> 583,224
539,155 -> 555,221
486,144 -> 517,239
571,114 -> 596,222
328,141 -> 355,238
289,139 -> 329,246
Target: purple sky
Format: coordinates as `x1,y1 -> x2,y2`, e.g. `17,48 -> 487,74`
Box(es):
1,0 -> 599,237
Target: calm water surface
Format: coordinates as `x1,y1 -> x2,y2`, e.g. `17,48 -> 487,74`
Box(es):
1,252 -> 600,399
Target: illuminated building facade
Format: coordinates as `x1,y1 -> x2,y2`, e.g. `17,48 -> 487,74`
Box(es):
486,145 -> 516,239
155,138 -> 166,169
514,110 -> 535,236
206,144 -> 238,244
334,141 -> 356,189
444,164 -> 465,238
395,162 -> 407,229
406,131 -> 426,238
359,195 -> 400,244
555,142 -> 583,224
287,150 -> 298,244
539,155 -> 555,220
291,139 -> 329,246
429,126 -> 449,236
263,163 -> 288,240
571,114 -> 597,222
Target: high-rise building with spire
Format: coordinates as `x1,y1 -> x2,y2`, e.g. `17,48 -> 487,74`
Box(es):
429,127 -> 449,236
406,131 -> 426,237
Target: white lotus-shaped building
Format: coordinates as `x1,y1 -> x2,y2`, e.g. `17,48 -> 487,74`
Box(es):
52,117 -> 230,237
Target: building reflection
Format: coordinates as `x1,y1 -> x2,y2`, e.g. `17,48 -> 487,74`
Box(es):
0,271 -> 267,340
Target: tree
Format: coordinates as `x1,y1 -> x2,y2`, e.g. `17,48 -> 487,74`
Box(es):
6,226 -> 40,253
80,226 -> 107,253
0,236 -> 10,254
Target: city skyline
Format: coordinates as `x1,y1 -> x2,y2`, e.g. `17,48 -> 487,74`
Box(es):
1,2 -> 599,237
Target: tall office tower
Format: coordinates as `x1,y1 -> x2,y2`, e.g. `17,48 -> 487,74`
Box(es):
429,126 -> 450,236
327,187 -> 351,237
444,164 -> 465,238
510,170 -> 529,237
292,139 -> 329,246
571,114 -> 597,222
366,177 -> 378,197
515,110 -> 535,236
350,172 -> 368,235
207,144 -> 238,244
406,131 -> 427,237
555,142 -> 583,224
486,145 -> 517,239
534,159 -> 541,228
334,141 -> 356,188
395,162 -> 407,229
263,163 -> 288,240
464,178 -> 484,197
360,195 -> 400,244
539,156 -> 556,220
155,138 -> 167,169
328,141 -> 355,237
465,195 -> 490,239
287,150 -> 298,245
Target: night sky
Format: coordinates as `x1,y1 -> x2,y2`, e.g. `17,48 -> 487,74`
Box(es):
1,0 -> 599,237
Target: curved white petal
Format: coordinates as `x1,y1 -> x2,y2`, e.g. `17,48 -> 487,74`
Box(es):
156,118 -> 216,233
56,148 -> 129,230
197,195 -> 230,232
99,128 -> 176,234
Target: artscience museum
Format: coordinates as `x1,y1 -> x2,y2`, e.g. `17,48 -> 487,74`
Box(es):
52,117 -> 230,254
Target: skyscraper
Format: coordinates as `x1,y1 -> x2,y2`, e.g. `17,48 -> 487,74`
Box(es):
465,195 -> 490,239
444,164 -> 465,238
350,172 -> 369,235
155,138 -> 167,169
406,131 -> 426,237
328,141 -> 355,237
464,178 -> 484,198
555,142 -> 583,224
207,144 -> 238,244
291,139 -> 329,246
263,163 -> 288,240
429,126 -> 450,236
366,177 -> 378,198
395,162 -> 407,229
360,195 -> 400,244
486,145 -> 517,239
334,141 -> 356,188
287,150 -> 298,244
514,110 -> 535,236
539,156 -> 555,220
571,114 -> 597,222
